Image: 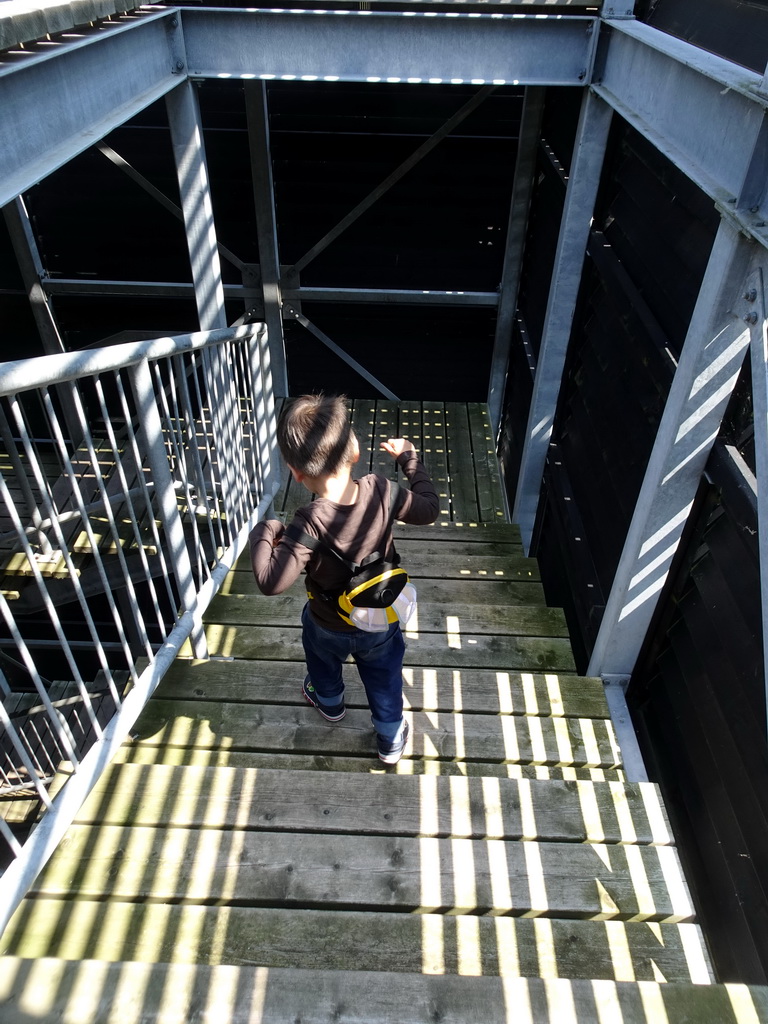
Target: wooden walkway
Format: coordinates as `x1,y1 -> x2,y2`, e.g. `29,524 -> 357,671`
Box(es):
1,402 -> 767,1022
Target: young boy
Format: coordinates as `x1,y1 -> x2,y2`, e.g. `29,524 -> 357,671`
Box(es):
249,395 -> 439,764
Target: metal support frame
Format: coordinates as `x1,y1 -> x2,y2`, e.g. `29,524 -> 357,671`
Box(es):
166,80 -> 226,333
594,19 -> 768,249
588,217 -> 761,680
43,279 -> 497,308
487,86 -> 546,440
285,307 -> 399,401
179,9 -> 596,86
2,197 -> 65,356
513,89 -> 613,551
748,271 -> 768,733
246,81 -> 288,397
0,10 -> 183,207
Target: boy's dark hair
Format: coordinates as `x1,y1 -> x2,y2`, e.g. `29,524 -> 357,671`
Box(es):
277,394 -> 357,478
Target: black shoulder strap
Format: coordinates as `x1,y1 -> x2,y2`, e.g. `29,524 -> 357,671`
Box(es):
283,480 -> 402,574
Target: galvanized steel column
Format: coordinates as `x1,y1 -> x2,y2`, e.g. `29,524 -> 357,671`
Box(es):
488,87 -> 546,440
513,89 -> 613,551
166,80 -> 227,332
246,81 -> 288,397
588,217 -> 761,681
747,270 -> 768,732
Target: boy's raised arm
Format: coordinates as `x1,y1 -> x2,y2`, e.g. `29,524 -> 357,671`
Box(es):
249,517 -> 310,595
380,437 -> 439,526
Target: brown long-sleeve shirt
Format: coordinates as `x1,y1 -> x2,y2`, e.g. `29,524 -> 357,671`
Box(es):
249,451 -> 439,630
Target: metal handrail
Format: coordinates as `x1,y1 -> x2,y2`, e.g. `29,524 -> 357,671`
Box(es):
0,321 -> 279,934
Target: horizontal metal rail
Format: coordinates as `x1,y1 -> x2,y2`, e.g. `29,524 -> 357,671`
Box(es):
0,322 -> 279,933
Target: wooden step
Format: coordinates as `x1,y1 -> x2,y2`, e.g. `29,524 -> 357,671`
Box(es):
5,960 -> 763,1024
129,702 -> 621,768
112,745 -> 626,780
221,572 -> 547,606
0,905 -> 711,983
26,824 -> 693,921
207,592 -> 568,637
68,764 -> 670,844
182,623 -> 577,672
157,659 -> 610,718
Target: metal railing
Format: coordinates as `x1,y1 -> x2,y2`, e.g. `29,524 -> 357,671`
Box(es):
0,323 -> 279,930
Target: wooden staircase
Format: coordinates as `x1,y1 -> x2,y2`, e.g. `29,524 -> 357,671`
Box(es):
1,402 -> 767,1022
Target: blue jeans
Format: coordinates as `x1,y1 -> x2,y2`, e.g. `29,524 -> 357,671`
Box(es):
301,603 -> 405,740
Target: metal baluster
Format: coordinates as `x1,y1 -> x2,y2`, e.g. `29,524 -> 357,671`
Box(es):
0,402 -> 52,557
188,349 -> 229,550
61,379 -> 153,660
172,352 -> 220,561
42,385 -> 135,694
0,474 -> 101,733
150,359 -> 209,587
0,701 -> 54,809
8,394 -> 120,704
129,357 -> 208,659
93,375 -> 167,644
0,590 -> 79,767
114,369 -> 179,622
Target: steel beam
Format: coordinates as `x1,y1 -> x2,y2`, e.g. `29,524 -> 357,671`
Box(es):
166,80 -> 227,332
0,10 -> 182,206
588,217 -> 762,681
44,279 -> 496,309
487,86 -> 546,439
513,89 -> 613,551
286,287 -> 498,306
594,19 -> 768,248
747,270 -> 768,734
180,9 -> 596,86
3,197 -> 65,356
246,81 -> 288,397
43,278 -> 253,302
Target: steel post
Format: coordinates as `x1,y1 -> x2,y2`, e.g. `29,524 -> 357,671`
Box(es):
246,81 -> 288,397
588,217 -> 761,680
513,89 -> 613,551
747,270 -> 768,736
487,86 -> 546,440
166,80 -> 227,333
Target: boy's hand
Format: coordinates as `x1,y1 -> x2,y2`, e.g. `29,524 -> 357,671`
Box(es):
380,437 -> 416,458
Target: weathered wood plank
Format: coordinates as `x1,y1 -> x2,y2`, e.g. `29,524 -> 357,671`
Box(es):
350,397 -> 376,477
111,744 -> 625,780
445,402 -> 479,521
130,702 -> 621,768
398,400 -> 424,460
396,539 -> 525,559
222,570 -> 546,606
158,659 -> 606,718
206,592 -> 568,637
71,763 -> 671,845
371,401 -> 400,482
0,907 -> 711,983
229,550 -> 539,580
394,522 -> 520,543
28,825 -> 692,920
421,401 -> 452,523
190,623 -> 576,672
7,960 -> 759,1024
467,402 -> 507,523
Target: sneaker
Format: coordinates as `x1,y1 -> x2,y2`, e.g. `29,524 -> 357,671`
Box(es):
302,676 -> 346,722
377,721 -> 410,765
